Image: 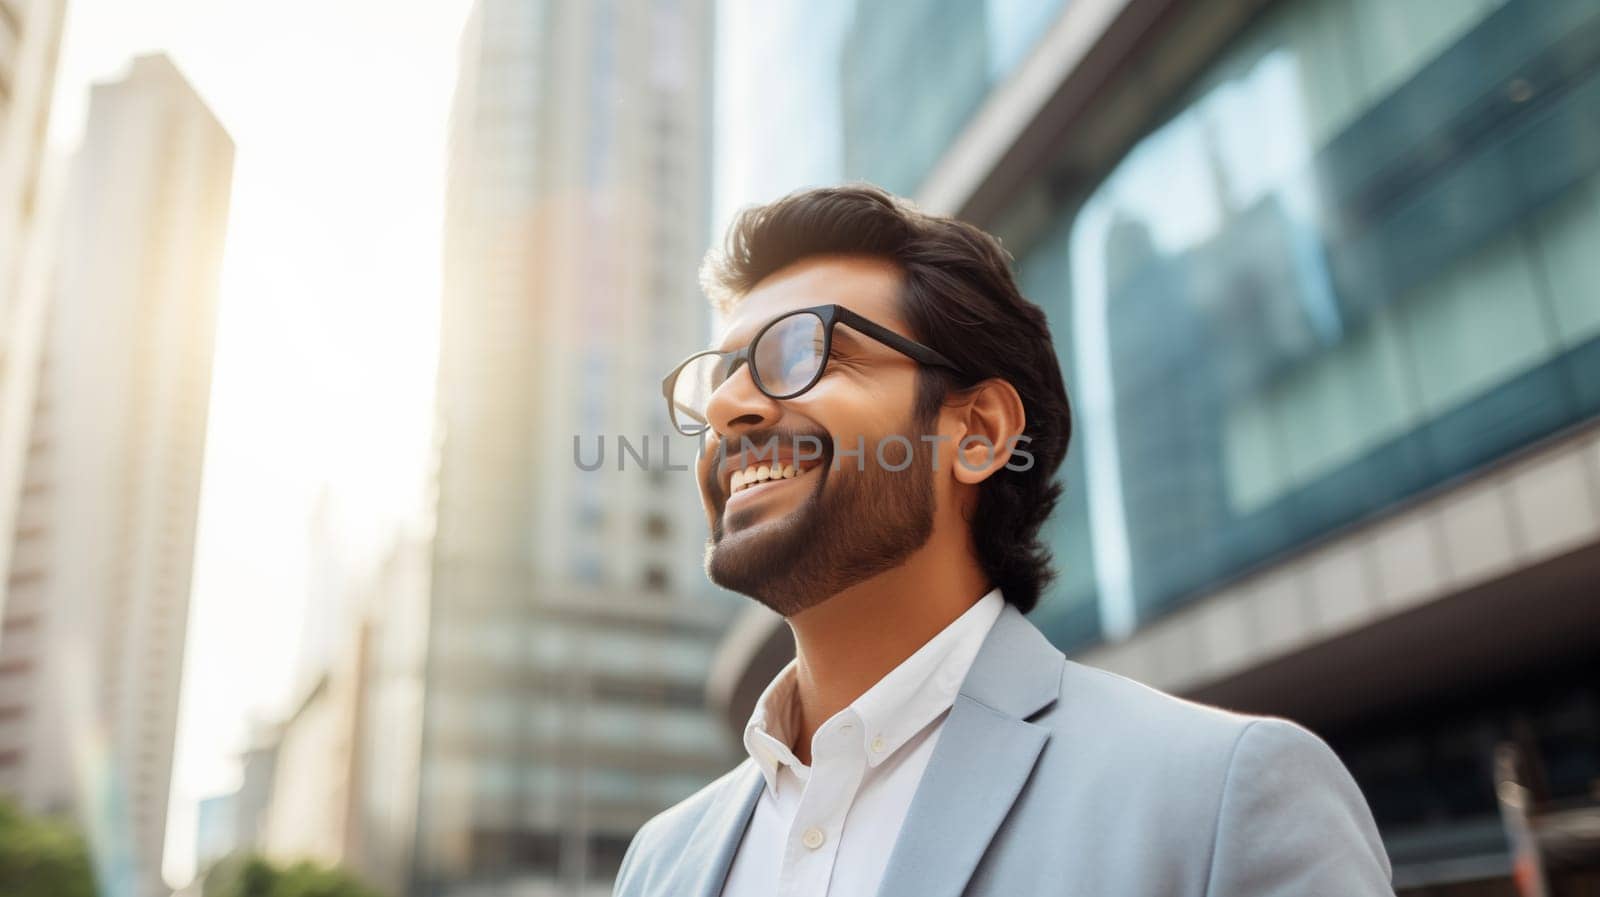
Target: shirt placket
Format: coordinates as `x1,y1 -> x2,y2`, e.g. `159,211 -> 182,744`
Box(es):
776,716 -> 867,897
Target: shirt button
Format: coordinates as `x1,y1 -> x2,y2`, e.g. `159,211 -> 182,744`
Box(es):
871,735 -> 885,753
802,827 -> 826,850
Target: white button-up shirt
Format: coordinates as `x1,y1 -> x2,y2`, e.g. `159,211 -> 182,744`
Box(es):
719,589 -> 1005,897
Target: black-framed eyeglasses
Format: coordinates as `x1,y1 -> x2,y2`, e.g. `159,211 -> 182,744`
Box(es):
660,304 -> 965,437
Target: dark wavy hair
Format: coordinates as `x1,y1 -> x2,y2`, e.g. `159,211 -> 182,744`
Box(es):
699,183 -> 1073,613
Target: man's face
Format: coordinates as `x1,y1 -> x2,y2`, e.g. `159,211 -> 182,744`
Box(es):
695,255 -> 941,617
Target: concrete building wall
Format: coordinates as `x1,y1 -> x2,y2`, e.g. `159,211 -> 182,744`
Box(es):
0,0 -> 66,636
0,0 -> 66,324
260,676 -> 345,868
347,528 -> 431,897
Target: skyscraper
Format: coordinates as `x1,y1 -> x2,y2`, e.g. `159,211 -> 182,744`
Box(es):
402,2 -> 738,894
0,53 -> 234,897
0,0 -> 67,337
0,0 -> 68,624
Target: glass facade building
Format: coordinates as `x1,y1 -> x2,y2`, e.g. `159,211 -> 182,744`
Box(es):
720,0 -> 1600,647
1019,0 -> 1600,644
713,0 -> 1069,226
714,0 -> 1600,890
839,0 -> 1070,196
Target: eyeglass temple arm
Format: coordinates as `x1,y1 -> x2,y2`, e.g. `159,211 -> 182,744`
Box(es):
832,307 -> 964,374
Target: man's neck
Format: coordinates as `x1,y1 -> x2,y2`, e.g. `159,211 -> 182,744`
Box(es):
782,542 -> 990,766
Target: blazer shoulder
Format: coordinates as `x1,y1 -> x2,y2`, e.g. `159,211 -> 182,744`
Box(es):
1206,715 -> 1393,892
1052,659 -> 1268,746
1040,658 -> 1343,796
1034,660 -> 1386,856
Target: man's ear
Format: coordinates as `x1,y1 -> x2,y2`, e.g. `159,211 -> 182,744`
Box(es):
948,378 -> 1026,486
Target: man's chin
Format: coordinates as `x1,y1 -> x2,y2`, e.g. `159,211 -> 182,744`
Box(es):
704,513 -> 815,606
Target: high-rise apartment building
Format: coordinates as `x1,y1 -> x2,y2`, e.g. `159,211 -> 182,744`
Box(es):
0,0 -> 67,624
0,53 -> 234,897
392,2 -> 739,895
711,1 -> 1600,893
0,0 -> 65,339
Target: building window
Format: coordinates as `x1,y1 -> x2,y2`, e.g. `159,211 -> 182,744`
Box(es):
642,566 -> 669,593
5,567 -> 42,589
1,614 -> 37,633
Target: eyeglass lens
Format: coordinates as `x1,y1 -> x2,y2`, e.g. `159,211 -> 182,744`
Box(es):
670,311 -> 826,433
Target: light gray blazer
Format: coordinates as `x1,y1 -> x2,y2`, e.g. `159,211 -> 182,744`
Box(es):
615,602 -> 1394,897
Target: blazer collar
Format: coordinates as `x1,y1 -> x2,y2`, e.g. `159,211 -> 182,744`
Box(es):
665,603 -> 1064,897
874,602 -> 1065,897
954,601 -> 1064,719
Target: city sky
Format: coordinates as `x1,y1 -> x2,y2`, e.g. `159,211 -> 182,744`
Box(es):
47,0 -> 474,886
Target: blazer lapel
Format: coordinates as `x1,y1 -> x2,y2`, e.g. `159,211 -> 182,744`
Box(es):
659,759 -> 764,897
875,604 -> 1065,897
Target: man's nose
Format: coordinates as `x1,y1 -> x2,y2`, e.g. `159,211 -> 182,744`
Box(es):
704,360 -> 781,439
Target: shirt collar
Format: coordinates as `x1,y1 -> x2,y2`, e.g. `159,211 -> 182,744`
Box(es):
742,658 -> 805,795
739,588 -> 1006,793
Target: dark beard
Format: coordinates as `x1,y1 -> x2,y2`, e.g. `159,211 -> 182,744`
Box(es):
704,418 -> 936,617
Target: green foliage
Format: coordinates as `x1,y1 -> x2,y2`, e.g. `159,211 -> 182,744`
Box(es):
203,853 -> 386,897
0,797 -> 96,897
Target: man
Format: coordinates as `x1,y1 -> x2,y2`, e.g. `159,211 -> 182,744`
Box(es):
616,185 -> 1393,896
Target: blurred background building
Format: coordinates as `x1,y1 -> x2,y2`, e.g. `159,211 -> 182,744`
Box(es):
0,0 -> 67,632
233,491 -> 371,875
191,791 -> 237,876
712,0 -> 1600,893
352,1 -> 742,895
0,52 -> 233,897
227,720 -> 280,868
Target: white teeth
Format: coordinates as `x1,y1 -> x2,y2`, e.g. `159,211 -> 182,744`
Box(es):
731,462 -> 807,493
